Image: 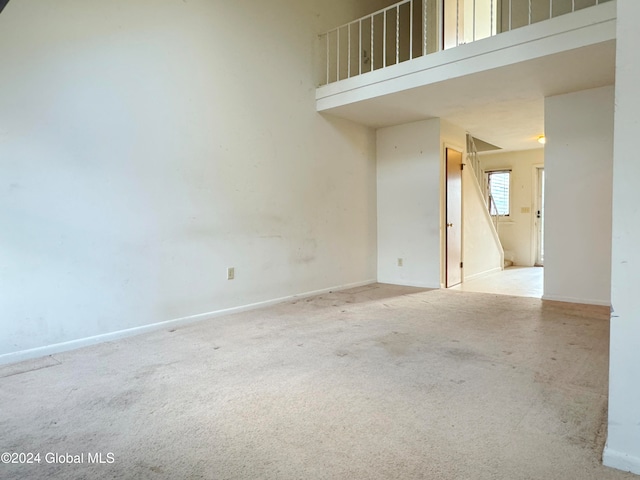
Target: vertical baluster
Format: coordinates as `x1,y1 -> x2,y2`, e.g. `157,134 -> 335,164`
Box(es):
509,0 -> 512,31
371,15 -> 374,72
396,5 -> 400,65
383,10 -> 387,68
572,0 -> 575,12
491,0 -> 494,36
326,34 -> 329,84
410,0 -> 414,59
456,0 -> 460,46
489,0 -> 498,37
550,0 -> 553,20
529,0 -> 532,25
359,19 -> 362,76
348,23 -> 351,78
423,0 -> 427,55
473,0 -> 476,42
337,28 -> 340,81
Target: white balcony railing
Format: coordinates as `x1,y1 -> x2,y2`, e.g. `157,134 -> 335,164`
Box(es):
318,0 -> 611,86
319,0 -> 429,86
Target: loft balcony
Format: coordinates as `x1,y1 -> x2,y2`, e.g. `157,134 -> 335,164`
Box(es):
316,0 -> 616,150
318,0 -> 613,87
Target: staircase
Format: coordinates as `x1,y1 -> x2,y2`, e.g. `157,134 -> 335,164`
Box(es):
466,134 -> 507,269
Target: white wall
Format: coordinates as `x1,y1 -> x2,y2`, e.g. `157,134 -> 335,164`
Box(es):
543,86 -> 613,306
377,119 -> 441,288
316,0 -> 406,33
604,0 -> 640,474
480,149 -> 544,266
377,118 -> 480,289
0,0 -> 378,361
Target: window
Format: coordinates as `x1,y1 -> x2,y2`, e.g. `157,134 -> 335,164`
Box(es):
486,170 -> 510,216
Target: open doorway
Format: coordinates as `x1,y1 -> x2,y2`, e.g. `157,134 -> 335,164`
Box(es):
449,266 -> 543,297
450,148 -> 544,299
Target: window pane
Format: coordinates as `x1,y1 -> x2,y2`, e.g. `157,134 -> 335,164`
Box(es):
488,171 -> 510,215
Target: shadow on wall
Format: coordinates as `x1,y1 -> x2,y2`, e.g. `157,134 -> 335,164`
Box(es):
0,1 -> 10,15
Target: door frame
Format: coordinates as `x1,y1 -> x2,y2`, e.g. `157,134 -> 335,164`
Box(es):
441,141 -> 466,288
444,146 -> 464,288
531,163 -> 544,266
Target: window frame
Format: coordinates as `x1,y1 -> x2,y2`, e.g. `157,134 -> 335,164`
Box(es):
485,169 -> 512,217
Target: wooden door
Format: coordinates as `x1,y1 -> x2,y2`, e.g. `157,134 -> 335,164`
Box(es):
446,148 -> 463,287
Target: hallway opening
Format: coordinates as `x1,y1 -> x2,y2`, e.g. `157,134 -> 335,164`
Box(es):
450,266 -> 543,298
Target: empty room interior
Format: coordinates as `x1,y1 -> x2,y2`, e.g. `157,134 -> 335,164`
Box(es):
1,0 -> 640,478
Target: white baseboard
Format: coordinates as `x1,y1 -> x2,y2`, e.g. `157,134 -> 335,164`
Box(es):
464,267 -> 503,282
0,278 -> 377,366
603,444 -> 640,475
541,294 -> 611,307
376,279 -> 439,289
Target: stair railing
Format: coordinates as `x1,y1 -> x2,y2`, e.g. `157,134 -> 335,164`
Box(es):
465,133 -> 505,270
466,134 -> 482,188
467,133 -> 503,235
488,193 -> 503,232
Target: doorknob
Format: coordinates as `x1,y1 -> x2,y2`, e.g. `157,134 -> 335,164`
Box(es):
447,223 -> 454,227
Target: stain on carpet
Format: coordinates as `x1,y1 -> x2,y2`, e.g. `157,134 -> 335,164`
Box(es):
0,355 -> 61,378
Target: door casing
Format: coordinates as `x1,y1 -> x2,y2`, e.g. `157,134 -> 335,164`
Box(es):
535,166 -> 545,266
446,148 -> 463,287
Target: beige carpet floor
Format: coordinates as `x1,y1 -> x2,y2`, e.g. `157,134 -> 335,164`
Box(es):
0,284 -> 636,480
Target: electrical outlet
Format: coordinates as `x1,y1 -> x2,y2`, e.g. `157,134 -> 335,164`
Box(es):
227,267 -> 235,280
397,258 -> 403,267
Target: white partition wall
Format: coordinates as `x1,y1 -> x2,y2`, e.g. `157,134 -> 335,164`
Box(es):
377,119 -> 442,287
603,0 -> 640,474
543,86 -> 614,306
